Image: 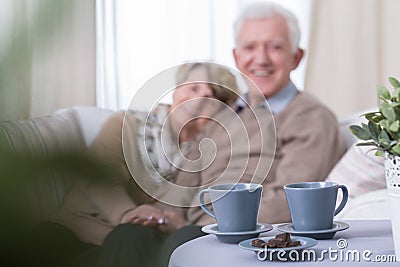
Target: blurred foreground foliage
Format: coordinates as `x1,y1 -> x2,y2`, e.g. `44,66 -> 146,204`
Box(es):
0,146 -> 110,267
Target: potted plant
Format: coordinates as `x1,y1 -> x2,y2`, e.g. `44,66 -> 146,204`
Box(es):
349,76 -> 400,261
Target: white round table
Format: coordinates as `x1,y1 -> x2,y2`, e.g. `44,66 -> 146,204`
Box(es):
169,220 -> 398,266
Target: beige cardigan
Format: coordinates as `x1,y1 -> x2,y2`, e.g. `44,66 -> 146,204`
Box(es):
186,91 -> 346,226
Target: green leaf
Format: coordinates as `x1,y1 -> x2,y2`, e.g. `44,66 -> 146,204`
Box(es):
379,130 -> 390,147
390,120 -> 400,132
389,77 -> 400,88
363,112 -> 380,117
365,113 -> 384,123
392,144 -> 400,155
368,121 -> 380,141
381,102 -> 396,121
379,119 -> 390,130
375,150 -> 384,157
394,87 -> 400,100
390,140 -> 398,146
377,85 -> 391,100
361,122 -> 369,131
355,142 -> 378,147
349,125 -> 371,140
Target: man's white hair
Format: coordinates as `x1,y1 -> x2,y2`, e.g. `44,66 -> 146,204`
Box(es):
233,2 -> 301,53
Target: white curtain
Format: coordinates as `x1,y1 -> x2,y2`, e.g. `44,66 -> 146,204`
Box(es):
305,0 -> 400,120
96,0 -> 120,110
96,0 -> 312,111
0,0 -> 31,120
0,0 -> 96,121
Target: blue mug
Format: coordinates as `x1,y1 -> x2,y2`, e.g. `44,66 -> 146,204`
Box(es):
199,183 -> 262,232
284,182 -> 348,231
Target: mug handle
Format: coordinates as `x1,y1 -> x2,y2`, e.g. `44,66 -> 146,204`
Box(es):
198,189 -> 215,218
334,185 -> 348,216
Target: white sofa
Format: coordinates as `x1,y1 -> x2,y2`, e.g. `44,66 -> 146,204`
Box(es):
0,106 -> 388,224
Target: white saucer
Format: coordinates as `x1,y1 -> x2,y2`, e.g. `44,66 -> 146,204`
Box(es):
277,221 -> 349,239
239,236 -> 317,261
202,223 -> 273,244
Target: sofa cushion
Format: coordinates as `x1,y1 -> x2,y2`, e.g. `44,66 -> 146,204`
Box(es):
56,106 -> 115,146
326,144 -> 386,198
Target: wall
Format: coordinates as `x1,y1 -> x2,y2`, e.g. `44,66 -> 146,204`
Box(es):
305,0 -> 400,120
0,0 -> 96,120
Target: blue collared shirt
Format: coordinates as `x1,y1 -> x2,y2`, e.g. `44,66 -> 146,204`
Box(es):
266,81 -> 298,114
235,81 -> 298,114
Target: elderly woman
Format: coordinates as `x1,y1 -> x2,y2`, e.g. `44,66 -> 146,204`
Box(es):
47,62 -> 240,267
121,62 -> 240,213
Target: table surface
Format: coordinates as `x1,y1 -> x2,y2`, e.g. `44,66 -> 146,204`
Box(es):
169,220 -> 398,266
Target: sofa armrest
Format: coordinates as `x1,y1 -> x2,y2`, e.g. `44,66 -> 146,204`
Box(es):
0,109 -> 86,223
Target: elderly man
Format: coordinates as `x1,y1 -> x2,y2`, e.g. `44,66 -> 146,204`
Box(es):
187,2 -> 346,225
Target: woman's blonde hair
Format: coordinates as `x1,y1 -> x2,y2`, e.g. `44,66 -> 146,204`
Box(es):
175,62 -> 240,105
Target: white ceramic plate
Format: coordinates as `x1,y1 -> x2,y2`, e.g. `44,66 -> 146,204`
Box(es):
277,221 -> 350,239
239,236 -> 317,261
201,223 -> 273,244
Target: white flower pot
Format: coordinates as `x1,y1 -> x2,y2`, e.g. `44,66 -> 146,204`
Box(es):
384,153 -> 400,262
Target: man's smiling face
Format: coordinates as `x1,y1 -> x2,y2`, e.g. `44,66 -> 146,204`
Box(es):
233,16 -> 303,98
